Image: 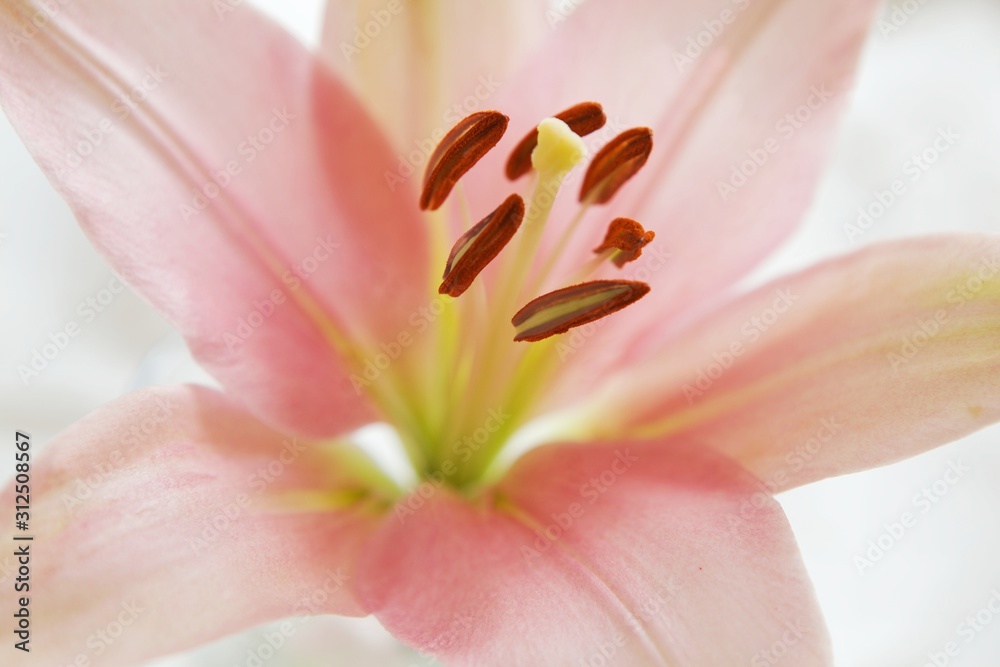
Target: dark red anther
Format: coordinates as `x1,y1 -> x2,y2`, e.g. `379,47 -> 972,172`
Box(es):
439,194 -> 525,297
420,111 -> 509,211
593,218 -> 656,267
579,127 -> 653,205
512,280 -> 650,342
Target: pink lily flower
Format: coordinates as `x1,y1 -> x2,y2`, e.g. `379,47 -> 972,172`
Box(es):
2,1 -> 999,665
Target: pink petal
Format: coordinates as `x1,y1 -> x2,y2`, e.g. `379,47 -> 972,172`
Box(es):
0,1 -> 429,436
587,235 -> 1000,491
611,0 -> 881,346
3,385 -> 383,666
360,440 -> 830,666
321,0 -> 550,151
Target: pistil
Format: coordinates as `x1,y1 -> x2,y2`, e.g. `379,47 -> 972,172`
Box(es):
505,102 -> 607,180
500,117 -> 587,305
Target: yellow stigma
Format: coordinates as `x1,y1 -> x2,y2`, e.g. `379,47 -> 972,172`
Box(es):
531,118 -> 587,177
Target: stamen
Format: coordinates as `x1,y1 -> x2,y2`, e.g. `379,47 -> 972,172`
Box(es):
420,111 -> 509,211
593,218 -> 655,267
512,280 -> 650,342
579,127 -> 653,205
505,102 -> 607,180
439,194 -> 525,297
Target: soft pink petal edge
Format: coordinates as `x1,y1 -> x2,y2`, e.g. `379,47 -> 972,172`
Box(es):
359,439 -> 831,666
1,385 -> 383,666
0,0 -> 430,437
576,234 -> 1000,491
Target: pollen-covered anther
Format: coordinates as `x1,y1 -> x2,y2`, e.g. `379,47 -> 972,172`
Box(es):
512,280 -> 650,342
505,102 -> 607,180
579,127 -> 653,205
420,110 -> 509,211
594,218 -> 656,267
439,194 -> 525,297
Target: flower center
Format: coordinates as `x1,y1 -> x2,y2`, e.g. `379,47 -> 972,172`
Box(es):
380,102 -> 656,492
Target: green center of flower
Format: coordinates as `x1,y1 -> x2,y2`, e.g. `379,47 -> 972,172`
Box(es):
364,103 -> 656,493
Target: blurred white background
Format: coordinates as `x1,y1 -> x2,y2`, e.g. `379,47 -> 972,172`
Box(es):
1,0 -> 998,665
